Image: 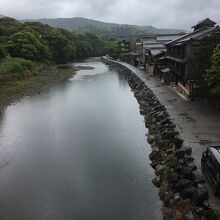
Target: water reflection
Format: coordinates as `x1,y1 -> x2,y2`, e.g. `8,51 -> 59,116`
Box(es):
0,60 -> 161,220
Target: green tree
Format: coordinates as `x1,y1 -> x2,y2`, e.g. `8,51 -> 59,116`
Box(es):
0,17 -> 22,37
7,30 -> 48,60
0,45 -> 7,59
103,42 -> 119,59
46,30 -> 75,63
83,33 -> 105,56
1,17 -> 119,64
191,35 -> 220,86
205,43 -> 220,95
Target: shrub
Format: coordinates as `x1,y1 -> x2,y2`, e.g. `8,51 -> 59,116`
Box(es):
0,45 -> 7,59
205,43 -> 220,95
0,57 -> 34,77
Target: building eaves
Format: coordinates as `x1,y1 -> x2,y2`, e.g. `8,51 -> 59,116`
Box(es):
145,44 -> 165,49
166,56 -> 186,63
166,26 -> 218,46
191,18 -> 216,29
179,26 -> 217,43
165,27 -> 210,46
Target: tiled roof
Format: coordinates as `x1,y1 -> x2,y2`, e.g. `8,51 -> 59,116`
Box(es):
138,34 -> 185,45
157,35 -> 184,42
192,18 -> 216,29
166,26 -> 219,46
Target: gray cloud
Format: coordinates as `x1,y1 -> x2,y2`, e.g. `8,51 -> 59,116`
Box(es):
0,0 -> 219,29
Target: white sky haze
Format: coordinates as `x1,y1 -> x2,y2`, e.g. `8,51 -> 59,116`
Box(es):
0,0 -> 219,29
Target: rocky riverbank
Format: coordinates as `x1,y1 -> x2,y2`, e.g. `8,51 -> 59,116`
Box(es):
103,58 -> 220,220
0,64 -> 75,113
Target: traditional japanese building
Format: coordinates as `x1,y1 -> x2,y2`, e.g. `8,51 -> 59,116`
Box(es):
165,18 -> 220,99
134,33 -> 185,74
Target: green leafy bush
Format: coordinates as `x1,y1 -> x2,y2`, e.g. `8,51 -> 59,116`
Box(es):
0,57 -> 34,76
7,30 -> 49,60
205,43 -> 220,95
0,17 -> 22,37
192,35 -> 220,86
0,45 -> 7,59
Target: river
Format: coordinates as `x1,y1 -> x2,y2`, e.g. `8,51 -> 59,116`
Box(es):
0,59 -> 161,220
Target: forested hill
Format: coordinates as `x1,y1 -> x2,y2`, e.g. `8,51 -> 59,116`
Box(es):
21,17 -> 185,36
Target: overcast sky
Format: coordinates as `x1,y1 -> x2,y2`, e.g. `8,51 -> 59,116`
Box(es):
0,0 -> 219,29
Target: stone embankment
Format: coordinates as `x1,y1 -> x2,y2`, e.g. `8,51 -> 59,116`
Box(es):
103,58 -> 220,220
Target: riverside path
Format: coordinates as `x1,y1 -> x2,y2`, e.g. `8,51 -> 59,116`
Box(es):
114,60 -> 220,210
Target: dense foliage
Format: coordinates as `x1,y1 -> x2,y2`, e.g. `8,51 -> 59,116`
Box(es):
0,44 -> 6,59
205,43 -> 220,95
0,17 -> 119,81
0,57 -> 34,74
7,30 -> 49,60
191,35 -> 220,86
0,57 -> 34,82
0,17 -> 119,63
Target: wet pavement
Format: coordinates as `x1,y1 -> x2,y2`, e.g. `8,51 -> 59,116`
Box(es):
118,61 -> 220,210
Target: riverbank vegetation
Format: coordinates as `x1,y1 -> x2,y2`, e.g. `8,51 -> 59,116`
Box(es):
0,57 -> 34,82
0,17 -> 119,82
0,16 -> 119,111
0,64 -> 75,112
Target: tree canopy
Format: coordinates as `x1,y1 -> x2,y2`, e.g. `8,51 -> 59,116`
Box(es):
191,35 -> 220,86
7,30 -> 48,60
0,17 -> 119,64
205,43 -> 220,95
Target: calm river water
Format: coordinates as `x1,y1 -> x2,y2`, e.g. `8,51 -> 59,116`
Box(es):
0,59 -> 161,220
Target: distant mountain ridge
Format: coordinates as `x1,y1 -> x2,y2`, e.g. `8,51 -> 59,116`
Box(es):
21,17 -> 186,37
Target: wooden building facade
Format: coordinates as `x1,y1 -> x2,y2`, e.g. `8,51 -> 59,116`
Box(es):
133,34 -> 185,74
165,18 -> 220,99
